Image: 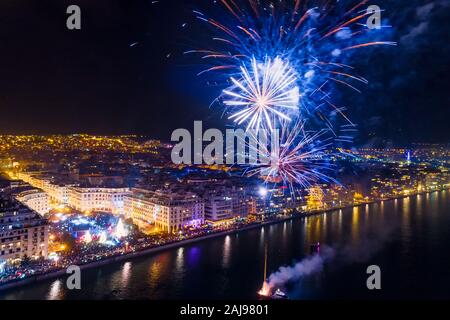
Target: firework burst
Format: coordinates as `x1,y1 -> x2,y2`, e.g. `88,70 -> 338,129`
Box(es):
187,0 -> 396,136
245,121 -> 338,197
223,56 -> 300,132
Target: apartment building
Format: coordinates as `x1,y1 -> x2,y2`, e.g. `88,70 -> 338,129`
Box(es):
203,187 -> 251,223
0,196 -> 49,263
14,189 -> 49,216
67,187 -> 130,215
124,188 -> 204,233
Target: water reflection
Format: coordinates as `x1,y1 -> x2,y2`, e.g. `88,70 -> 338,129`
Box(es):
338,210 -> 343,237
416,194 -> 423,219
120,262 -> 130,284
321,214 -> 327,242
304,217 -> 312,244
47,279 -> 64,300
351,207 -> 360,244
259,227 -> 265,249
222,236 -> 231,268
148,254 -> 170,290
149,261 -> 161,278
314,217 -> 321,240
402,197 -> 411,222
187,247 -> 201,267
175,248 -> 184,273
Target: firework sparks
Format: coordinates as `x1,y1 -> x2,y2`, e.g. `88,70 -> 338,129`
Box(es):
187,0 -> 396,139
223,56 -> 300,132
244,121 -> 338,197
258,281 -> 271,297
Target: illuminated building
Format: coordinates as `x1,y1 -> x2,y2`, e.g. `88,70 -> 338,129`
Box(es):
203,187 -> 251,223
307,186 -> 325,210
123,190 -> 154,225
17,171 -> 130,214
17,172 -> 46,190
67,187 -> 130,215
46,183 -> 70,204
204,194 -> 234,222
124,189 -> 204,233
14,189 -> 49,216
0,196 -> 49,263
17,172 -> 70,204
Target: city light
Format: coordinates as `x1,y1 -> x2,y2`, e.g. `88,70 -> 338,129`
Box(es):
114,219 -> 128,239
258,187 -> 268,198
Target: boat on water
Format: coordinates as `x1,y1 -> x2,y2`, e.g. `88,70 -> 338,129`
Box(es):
272,288 -> 288,300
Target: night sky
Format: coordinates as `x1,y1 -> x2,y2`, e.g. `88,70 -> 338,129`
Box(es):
0,0 -> 449,146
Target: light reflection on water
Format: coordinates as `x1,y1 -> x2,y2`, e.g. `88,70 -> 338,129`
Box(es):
175,248 -> 184,273
351,206 -> 360,244
222,236 -> 231,268
47,279 -> 63,300
121,262 -> 131,288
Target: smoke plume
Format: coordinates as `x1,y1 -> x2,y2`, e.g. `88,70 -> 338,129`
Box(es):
265,247 -> 335,292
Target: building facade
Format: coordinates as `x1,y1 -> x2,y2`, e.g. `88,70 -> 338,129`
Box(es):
67,187 -> 130,214
0,196 -> 49,263
14,189 -> 49,216
17,171 -> 132,214
17,172 -> 69,204
203,187 -> 251,223
124,188 -> 205,233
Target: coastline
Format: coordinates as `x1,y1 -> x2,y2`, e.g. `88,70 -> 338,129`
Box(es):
1,188 -> 447,293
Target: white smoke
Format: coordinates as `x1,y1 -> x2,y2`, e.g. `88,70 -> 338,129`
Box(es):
263,216 -> 399,294
266,247 -> 335,291
264,226 -> 396,293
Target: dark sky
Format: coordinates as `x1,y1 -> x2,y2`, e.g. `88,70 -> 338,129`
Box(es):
0,0 -> 449,145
